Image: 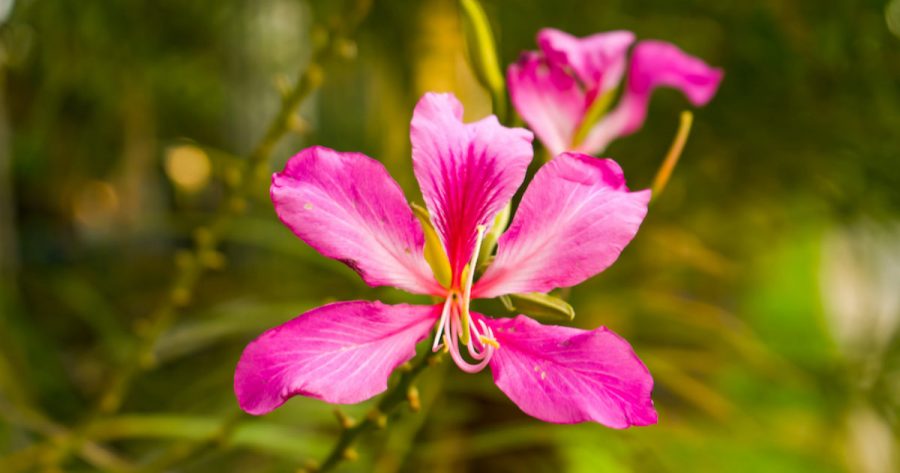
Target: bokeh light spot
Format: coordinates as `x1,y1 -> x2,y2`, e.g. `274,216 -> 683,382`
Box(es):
72,180 -> 119,229
165,144 -> 211,192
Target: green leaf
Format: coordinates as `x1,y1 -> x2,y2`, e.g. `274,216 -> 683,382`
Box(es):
502,292 -> 575,322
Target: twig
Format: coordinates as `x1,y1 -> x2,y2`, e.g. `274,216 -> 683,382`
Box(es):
313,350 -> 443,473
0,398 -> 134,472
97,3 -> 369,418
13,1 -> 374,471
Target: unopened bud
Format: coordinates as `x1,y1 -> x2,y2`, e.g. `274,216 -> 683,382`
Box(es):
193,227 -> 214,248
334,408 -> 355,429
427,352 -> 443,366
200,250 -> 226,270
275,74 -> 292,98
175,249 -> 195,269
171,287 -> 191,307
407,386 -> 421,412
305,63 -> 324,89
367,409 -> 387,429
342,447 -> 358,461
287,114 -> 310,135
334,38 -> 357,59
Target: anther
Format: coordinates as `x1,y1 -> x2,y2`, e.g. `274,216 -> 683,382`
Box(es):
479,336 -> 500,349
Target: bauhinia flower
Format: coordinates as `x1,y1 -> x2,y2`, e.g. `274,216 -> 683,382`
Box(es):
508,28 -> 724,156
234,92 -> 656,427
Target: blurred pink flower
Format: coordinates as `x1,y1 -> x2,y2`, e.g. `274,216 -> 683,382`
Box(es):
234,92 -> 656,427
508,28 -> 723,156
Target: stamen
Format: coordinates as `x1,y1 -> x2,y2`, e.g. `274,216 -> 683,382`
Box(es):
431,294 -> 455,352
430,231 -> 500,373
446,310 -> 493,373
465,319 -> 490,360
460,224 -> 487,345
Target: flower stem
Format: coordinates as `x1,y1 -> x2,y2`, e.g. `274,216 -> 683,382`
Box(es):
651,110 -> 693,202
314,349 -> 442,473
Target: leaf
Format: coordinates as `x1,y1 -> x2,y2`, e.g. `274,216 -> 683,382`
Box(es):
502,292 -> 575,322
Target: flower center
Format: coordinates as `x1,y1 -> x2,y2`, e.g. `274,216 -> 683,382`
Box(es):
430,224 -> 498,372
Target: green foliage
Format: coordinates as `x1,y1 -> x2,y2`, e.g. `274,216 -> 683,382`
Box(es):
1,0 -> 898,471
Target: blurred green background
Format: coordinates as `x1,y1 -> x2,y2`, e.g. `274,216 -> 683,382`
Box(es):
1,0 -> 899,471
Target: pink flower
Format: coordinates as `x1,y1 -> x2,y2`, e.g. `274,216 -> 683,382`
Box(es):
508,28 -> 723,156
233,93 -> 656,427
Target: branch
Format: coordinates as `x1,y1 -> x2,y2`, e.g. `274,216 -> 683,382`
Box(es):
311,349 -> 443,473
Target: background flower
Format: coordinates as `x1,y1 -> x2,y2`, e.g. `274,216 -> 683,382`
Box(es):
508,28 -> 723,156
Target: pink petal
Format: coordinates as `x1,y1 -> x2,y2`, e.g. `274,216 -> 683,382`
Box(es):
483,314 -> 657,427
507,53 -> 584,157
537,28 -> 635,99
234,301 -> 439,414
271,146 -> 441,295
410,93 -> 533,285
578,40 -> 723,154
474,153 -> 649,298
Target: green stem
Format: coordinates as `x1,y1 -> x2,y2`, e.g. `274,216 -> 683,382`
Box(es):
315,350 -> 442,473
650,110 -> 693,204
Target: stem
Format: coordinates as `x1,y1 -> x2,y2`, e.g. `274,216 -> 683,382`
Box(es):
0,48 -> 18,281
315,350 -> 442,473
0,399 -> 134,472
650,110 -> 693,202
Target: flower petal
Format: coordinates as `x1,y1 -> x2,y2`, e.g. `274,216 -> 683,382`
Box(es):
272,146 -> 441,295
234,301 -> 439,414
578,40 -> 723,154
474,153 -> 649,298
507,53 -> 584,156
483,314 -> 656,427
537,28 -> 635,98
410,93 -> 533,284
